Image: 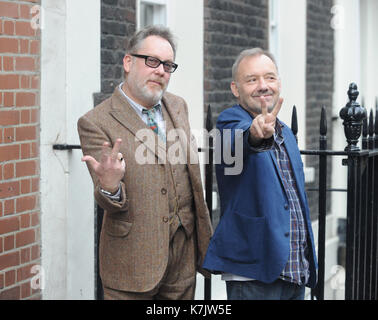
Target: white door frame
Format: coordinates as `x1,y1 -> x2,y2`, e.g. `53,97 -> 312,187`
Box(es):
40,0 -> 101,299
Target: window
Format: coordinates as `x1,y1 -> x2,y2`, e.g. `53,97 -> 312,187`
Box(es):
138,0 -> 167,29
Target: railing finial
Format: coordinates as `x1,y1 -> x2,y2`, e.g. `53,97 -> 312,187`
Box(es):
339,83 -> 367,151
291,105 -> 298,143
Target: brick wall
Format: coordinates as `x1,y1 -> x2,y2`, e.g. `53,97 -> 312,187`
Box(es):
204,0 -> 269,225
0,0 -> 41,300
93,0 -> 136,106
204,0 -> 269,120
306,0 -> 334,220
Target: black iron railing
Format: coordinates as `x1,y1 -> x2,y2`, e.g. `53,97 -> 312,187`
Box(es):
290,83 -> 378,300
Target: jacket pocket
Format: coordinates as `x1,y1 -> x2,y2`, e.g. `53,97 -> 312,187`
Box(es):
104,217 -> 132,237
215,212 -> 265,264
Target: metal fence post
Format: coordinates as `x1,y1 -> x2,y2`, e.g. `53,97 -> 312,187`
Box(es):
339,83 -> 367,299
204,105 -> 213,300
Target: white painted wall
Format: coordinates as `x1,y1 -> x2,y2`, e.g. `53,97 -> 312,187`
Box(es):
277,0 -> 307,152
332,0 -> 361,223
360,0 -> 378,113
165,0 -> 204,135
40,0 -> 100,299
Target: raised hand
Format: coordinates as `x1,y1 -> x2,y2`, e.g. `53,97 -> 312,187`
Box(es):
249,97 -> 283,146
82,138 -> 125,193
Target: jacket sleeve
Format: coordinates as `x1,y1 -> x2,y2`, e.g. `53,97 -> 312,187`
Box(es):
216,107 -> 273,165
77,115 -> 129,214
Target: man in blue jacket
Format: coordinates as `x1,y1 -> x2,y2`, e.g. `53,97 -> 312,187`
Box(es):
203,48 -> 317,300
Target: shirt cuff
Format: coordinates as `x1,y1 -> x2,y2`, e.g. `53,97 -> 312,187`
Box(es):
244,130 -> 274,152
100,184 -> 122,202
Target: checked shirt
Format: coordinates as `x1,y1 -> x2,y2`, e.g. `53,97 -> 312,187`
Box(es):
274,122 -> 310,286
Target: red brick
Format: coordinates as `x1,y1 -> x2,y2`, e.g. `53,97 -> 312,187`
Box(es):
0,181 -> 20,199
15,21 -> 35,37
31,244 -> 39,260
31,76 -> 39,89
20,213 -> 30,228
30,109 -> 38,123
4,234 -> 15,251
4,92 -> 14,107
16,160 -> 36,178
16,125 -> 36,141
30,212 -> 39,226
3,56 -> 14,71
0,285 -> 20,300
5,269 -> 16,287
16,195 -> 36,213
16,92 -> 35,107
0,145 -> 19,162
0,272 -> 3,289
21,247 -> 30,263
20,179 -> 31,194
31,178 -> 38,192
0,216 -> 19,235
0,237 -> 3,252
30,40 -> 39,54
0,74 -> 19,89
15,57 -> 35,71
3,127 -> 15,143
16,229 -> 35,247
0,38 -> 18,53
4,199 -> 15,216
0,2 -> 19,18
30,142 -> 38,157
0,201 -> 3,217
0,110 -> 19,126
0,251 -> 20,269
20,75 -> 30,89
20,4 -> 32,19
19,39 -> 29,54
21,143 -> 31,159
3,20 -> 15,35
21,110 -> 30,124
3,163 -> 15,180
17,263 -> 34,282
21,281 -> 31,298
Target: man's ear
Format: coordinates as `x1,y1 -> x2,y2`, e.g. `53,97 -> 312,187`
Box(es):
231,81 -> 239,98
123,54 -> 132,73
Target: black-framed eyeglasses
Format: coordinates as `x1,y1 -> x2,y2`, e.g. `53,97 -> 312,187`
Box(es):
131,54 -> 178,73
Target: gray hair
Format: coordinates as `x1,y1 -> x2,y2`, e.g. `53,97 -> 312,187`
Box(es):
126,25 -> 177,58
231,48 -> 278,81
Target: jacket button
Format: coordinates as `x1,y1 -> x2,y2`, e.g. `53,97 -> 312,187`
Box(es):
284,204 -> 289,210
285,232 -> 290,237
161,188 -> 167,195
163,216 -> 169,223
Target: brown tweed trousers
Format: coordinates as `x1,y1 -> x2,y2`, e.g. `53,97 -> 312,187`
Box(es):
77,87 -> 213,293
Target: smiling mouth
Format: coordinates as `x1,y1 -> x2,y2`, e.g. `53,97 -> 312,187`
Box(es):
253,94 -> 272,98
148,80 -> 163,87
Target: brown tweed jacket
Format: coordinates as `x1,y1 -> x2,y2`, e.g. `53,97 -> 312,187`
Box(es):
77,87 -> 213,293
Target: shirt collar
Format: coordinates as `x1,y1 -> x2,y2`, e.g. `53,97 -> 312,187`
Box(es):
274,120 -> 284,145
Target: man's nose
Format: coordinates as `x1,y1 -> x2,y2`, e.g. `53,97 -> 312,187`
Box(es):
154,63 -> 166,75
257,78 -> 268,91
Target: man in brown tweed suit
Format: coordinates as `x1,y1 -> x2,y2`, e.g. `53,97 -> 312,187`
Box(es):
77,26 -> 213,300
